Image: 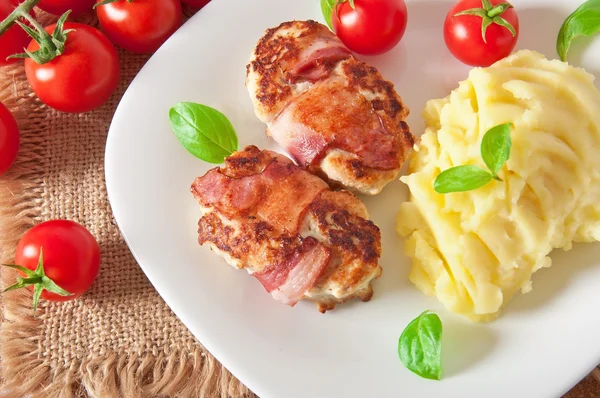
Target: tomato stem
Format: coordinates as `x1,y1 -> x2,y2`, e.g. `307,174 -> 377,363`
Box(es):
0,0 -> 41,36
19,9 -> 47,37
4,9 -> 74,65
0,0 -> 75,65
488,5 -> 505,18
18,276 -> 43,285
2,249 -> 72,316
454,1 -> 516,43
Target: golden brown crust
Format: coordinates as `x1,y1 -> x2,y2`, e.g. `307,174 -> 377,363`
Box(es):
341,60 -> 409,121
316,285 -> 375,314
315,149 -> 401,195
197,212 -> 300,274
220,145 -> 272,178
341,59 -> 413,147
246,20 -> 336,120
304,190 -> 382,311
310,190 -> 381,265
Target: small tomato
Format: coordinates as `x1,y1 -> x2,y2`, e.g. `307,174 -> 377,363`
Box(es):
444,0 -> 519,67
4,220 -> 101,313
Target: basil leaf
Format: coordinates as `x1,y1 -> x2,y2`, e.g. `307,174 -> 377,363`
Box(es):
480,123 -> 512,177
169,102 -> 238,164
398,311 -> 443,381
434,165 -> 492,194
320,0 -> 337,30
557,0 -> 600,61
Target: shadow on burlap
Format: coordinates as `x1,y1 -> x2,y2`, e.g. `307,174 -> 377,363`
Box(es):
0,8 -> 254,398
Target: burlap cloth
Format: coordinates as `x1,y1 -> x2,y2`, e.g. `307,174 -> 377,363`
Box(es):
0,7 -> 598,398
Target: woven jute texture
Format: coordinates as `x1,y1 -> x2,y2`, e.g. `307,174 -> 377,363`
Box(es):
0,8 -> 598,398
0,9 -> 253,398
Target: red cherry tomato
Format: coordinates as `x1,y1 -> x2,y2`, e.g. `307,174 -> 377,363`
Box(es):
0,0 -> 35,65
444,0 -> 519,67
24,22 -> 120,113
14,220 -> 101,302
37,0 -> 96,17
180,0 -> 210,8
96,0 -> 182,54
0,101 -> 19,175
332,0 -> 408,56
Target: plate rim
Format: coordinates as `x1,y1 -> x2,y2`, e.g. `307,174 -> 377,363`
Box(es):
104,1 -> 600,397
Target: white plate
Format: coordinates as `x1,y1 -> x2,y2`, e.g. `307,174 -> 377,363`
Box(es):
105,1 -> 600,397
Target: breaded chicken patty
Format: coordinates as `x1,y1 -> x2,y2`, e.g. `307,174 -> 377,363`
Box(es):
191,145 -> 382,312
246,20 -> 415,195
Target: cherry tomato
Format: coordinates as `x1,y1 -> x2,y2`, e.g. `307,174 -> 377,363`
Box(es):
96,0 -> 182,54
444,0 -> 519,67
0,101 -> 19,175
15,220 -> 100,302
181,0 -> 210,8
24,22 -> 120,113
37,0 -> 96,17
332,0 -> 408,56
0,0 -> 35,65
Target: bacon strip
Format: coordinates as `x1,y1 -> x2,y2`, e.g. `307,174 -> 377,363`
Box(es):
287,42 -> 352,83
192,156 -> 328,232
268,78 -> 401,170
254,237 -> 331,305
266,106 -> 329,167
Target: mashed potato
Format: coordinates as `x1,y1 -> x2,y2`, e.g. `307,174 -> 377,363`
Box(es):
397,50 -> 600,322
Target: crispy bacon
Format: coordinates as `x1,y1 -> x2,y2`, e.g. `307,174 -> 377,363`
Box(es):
192,154 -> 328,233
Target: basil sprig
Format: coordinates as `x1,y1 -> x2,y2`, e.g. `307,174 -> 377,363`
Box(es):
169,102 -> 239,164
557,0 -> 600,62
434,123 -> 513,194
398,311 -> 443,380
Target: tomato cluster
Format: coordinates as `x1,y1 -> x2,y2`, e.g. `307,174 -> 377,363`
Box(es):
327,0 -> 519,66
0,0 -> 212,311
0,0 -> 213,174
0,0 -> 212,114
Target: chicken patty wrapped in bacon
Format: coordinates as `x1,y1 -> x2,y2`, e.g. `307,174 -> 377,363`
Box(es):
245,20 -> 415,195
191,145 -> 382,312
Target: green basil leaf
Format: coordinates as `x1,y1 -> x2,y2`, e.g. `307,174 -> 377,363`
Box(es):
557,0 -> 600,61
480,123 -> 512,177
320,0 -> 337,30
434,165 -> 492,194
169,102 -> 238,164
398,311 -> 443,381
